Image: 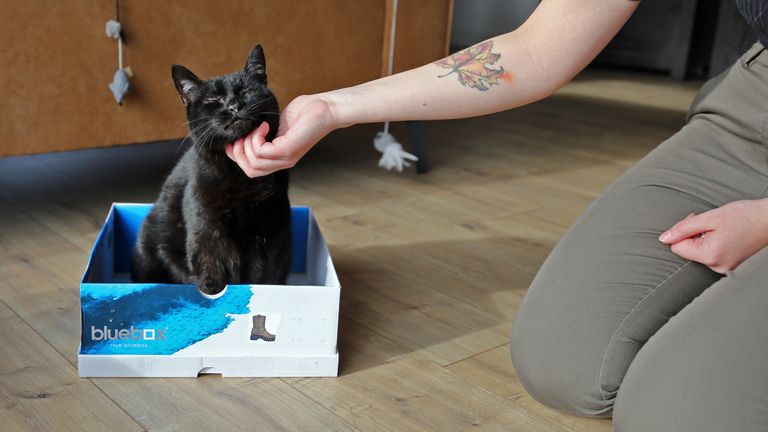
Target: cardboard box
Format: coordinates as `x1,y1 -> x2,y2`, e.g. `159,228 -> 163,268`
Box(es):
78,203 -> 340,377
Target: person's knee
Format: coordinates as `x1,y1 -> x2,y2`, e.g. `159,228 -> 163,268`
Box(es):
510,298 -> 614,418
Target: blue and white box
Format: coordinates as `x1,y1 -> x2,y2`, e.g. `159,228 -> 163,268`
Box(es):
78,203 -> 340,377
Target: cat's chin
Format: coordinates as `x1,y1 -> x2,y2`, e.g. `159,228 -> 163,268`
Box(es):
229,119 -> 255,140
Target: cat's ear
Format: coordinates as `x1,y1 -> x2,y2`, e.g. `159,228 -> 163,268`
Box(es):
171,65 -> 203,106
245,44 -> 267,83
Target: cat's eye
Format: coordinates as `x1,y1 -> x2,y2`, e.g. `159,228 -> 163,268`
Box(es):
203,97 -> 222,105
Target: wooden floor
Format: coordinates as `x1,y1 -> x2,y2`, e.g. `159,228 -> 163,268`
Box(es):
0,69 -> 699,431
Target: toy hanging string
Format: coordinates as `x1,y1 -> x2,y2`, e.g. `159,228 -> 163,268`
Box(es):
383,0 -> 397,137
373,0 -> 418,172
106,0 -> 131,105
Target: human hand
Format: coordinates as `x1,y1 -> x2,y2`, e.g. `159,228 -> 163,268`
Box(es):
225,94 -> 339,177
659,199 -> 768,273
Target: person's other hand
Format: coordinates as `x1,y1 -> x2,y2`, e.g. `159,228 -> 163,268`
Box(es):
225,95 -> 338,177
659,199 -> 768,273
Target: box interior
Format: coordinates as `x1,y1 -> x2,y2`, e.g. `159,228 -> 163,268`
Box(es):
84,203 -> 315,285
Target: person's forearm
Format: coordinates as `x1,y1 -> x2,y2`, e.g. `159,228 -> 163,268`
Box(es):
324,0 -> 638,127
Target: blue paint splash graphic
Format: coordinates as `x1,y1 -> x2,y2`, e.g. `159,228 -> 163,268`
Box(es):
81,284 -> 252,355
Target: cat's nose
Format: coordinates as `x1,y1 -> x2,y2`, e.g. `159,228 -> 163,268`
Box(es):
227,103 -> 240,114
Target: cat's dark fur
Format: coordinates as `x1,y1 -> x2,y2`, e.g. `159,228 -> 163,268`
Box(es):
131,44 -> 291,295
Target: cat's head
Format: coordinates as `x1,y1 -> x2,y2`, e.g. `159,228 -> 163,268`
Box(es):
171,44 -> 278,149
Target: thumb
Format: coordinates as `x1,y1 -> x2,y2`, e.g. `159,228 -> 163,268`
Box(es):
659,212 -> 710,244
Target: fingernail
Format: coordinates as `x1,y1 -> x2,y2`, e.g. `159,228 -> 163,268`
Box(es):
659,231 -> 670,242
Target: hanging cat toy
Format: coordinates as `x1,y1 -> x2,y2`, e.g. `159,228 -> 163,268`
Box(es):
105,0 -> 132,105
374,0 -> 418,172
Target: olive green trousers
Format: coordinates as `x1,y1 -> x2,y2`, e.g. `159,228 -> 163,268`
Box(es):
510,43 -> 768,431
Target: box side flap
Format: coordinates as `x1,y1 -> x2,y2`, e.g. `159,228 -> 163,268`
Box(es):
113,203 -> 153,274
306,210 -> 340,288
290,206 -> 309,273
82,203 -> 117,284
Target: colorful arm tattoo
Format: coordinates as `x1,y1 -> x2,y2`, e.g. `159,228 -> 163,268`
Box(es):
433,40 -> 508,91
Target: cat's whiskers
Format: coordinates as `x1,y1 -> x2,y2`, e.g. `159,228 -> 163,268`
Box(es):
241,95 -> 278,114
175,120 -> 216,157
192,122 -> 220,159
180,117 -> 207,127
192,125 -> 216,159
181,120 -> 213,159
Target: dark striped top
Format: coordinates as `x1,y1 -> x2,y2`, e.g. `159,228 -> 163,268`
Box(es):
737,0 -> 768,47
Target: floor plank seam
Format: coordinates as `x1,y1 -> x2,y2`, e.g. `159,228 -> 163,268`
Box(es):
89,381 -> 150,432
338,310 -> 425,355
0,297 -> 148,431
441,341 -> 509,369
0,296 -> 79,368
279,379 -> 365,432
2,196 -> 92,255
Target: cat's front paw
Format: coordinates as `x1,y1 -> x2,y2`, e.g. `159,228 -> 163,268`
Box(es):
196,277 -> 226,296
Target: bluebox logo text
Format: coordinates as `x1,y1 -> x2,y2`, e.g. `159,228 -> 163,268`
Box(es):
90,326 -> 167,341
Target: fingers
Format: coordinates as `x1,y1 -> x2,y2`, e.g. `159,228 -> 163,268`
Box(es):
659,212 -> 711,244
669,236 -> 728,274
243,128 -> 266,168
669,237 -> 704,261
241,158 -> 290,177
255,135 -> 293,160
224,141 -> 236,160
223,122 -> 287,177
228,139 -> 255,176
225,125 -> 297,177
662,209 -> 731,274
226,116 -> 311,177
667,214 -> 713,264
227,139 -> 287,177
255,121 -> 269,137
669,238 -> 717,272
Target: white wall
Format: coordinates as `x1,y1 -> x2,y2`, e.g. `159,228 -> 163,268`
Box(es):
450,0 -> 538,48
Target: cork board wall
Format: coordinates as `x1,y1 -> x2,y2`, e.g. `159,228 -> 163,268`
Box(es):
1,0 -> 451,157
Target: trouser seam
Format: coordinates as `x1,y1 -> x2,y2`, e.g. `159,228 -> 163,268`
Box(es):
596,260 -> 692,401
760,114 -> 768,199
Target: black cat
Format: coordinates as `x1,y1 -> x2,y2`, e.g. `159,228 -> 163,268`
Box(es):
131,44 -> 291,295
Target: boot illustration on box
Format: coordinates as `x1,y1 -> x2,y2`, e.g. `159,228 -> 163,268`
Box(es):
250,314 -> 276,342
